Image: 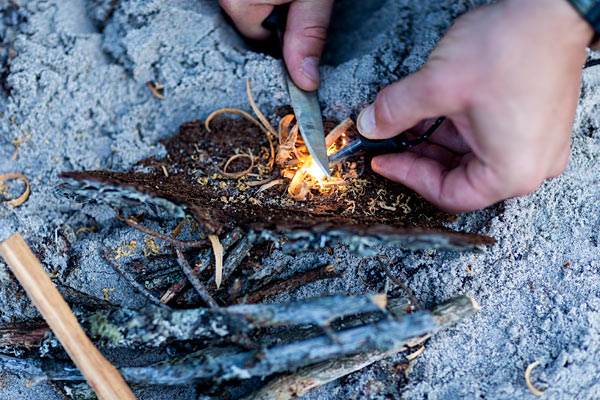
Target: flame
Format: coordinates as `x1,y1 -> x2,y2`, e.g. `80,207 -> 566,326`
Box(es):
305,160 -> 327,182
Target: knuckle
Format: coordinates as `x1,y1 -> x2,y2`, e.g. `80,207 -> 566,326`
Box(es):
299,25 -> 328,43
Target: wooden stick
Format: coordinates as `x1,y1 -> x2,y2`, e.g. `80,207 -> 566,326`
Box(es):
0,233 -> 136,400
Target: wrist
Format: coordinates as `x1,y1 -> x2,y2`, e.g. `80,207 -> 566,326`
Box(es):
504,0 -> 595,48
563,0 -> 600,48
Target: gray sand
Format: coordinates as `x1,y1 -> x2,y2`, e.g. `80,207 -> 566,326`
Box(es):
0,0 -> 599,398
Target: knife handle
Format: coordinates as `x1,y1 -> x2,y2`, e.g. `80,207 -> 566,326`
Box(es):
261,4 -> 289,59
358,117 -> 446,157
262,4 -> 289,34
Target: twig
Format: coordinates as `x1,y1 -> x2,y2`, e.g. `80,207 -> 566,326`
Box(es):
0,296 -> 478,388
160,228 -> 243,304
0,295 -> 393,349
240,264 -> 343,304
219,233 -> 255,288
377,256 -> 422,310
0,321 -> 49,348
176,248 -> 218,308
247,296 -> 476,400
122,217 -> 206,248
102,250 -> 167,308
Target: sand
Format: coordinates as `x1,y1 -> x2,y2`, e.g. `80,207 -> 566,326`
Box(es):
0,0 -> 599,398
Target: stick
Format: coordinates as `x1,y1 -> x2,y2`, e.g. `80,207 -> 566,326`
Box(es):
239,264 -> 343,304
0,296 -> 478,388
102,250 -> 167,309
176,248 -> 218,308
160,228 -> 243,304
0,233 -> 136,400
247,296 -> 476,400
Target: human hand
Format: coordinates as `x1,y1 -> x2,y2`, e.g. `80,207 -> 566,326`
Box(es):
219,0 -> 334,91
357,0 -> 594,213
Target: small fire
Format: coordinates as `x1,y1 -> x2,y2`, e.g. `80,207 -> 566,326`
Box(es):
305,160 -> 328,182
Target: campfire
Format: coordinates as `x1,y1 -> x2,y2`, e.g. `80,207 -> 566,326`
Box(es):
205,80 -> 355,202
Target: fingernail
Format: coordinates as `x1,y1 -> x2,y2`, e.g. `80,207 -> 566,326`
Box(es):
357,105 -> 376,137
301,57 -> 320,83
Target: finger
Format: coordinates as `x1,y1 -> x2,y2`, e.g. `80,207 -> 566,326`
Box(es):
219,0 -> 290,40
371,153 -> 502,213
407,142 -> 462,169
422,119 -> 472,154
357,67 -> 463,140
283,0 -> 334,91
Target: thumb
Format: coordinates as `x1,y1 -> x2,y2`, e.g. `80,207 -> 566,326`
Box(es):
358,68 -> 460,139
283,0 -> 334,91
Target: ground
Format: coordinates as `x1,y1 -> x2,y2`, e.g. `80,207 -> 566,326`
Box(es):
0,0 -> 599,399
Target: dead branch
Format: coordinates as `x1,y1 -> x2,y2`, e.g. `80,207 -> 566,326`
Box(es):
239,263 -> 343,304
122,217 -> 206,248
176,248 -> 218,308
102,250 -> 167,308
0,296 -> 478,389
160,228 -> 243,304
0,321 -> 48,348
247,296 -> 474,400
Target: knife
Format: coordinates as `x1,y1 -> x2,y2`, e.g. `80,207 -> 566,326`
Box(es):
262,6 -> 331,178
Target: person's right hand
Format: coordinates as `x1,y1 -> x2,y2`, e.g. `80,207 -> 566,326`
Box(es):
219,0 -> 334,91
357,0 -> 594,213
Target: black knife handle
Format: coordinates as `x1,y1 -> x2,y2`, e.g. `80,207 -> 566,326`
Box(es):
261,4 -> 289,59
358,117 -> 446,157
262,4 -> 288,33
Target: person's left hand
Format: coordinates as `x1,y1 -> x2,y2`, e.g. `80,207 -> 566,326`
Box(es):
219,0 -> 334,91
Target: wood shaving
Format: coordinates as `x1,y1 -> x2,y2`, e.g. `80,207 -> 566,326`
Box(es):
10,133 -> 31,161
147,81 -> 165,99
160,165 -> 169,177
143,236 -> 162,257
245,79 -> 278,137
75,226 -> 97,236
0,173 -> 30,206
205,107 -> 275,172
357,259 -> 377,287
246,79 -> 276,171
205,108 -> 265,134
288,167 -> 310,201
247,177 -> 275,187
525,361 -> 546,396
325,117 -> 354,148
208,234 -> 224,289
257,179 -> 283,193
406,345 -> 425,361
276,114 -> 299,164
102,287 -> 115,301
219,152 -> 255,179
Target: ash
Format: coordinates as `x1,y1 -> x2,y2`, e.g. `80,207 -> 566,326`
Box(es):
0,0 -> 599,399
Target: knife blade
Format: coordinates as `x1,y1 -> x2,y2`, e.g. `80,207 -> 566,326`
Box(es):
263,6 -> 331,178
